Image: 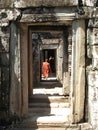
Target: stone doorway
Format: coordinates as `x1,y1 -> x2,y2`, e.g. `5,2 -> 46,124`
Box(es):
26,26 -> 72,126
41,49 -> 56,81
28,25 -> 72,96
10,19 -> 86,123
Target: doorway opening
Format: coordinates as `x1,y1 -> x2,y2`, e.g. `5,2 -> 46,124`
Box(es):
28,25 -> 72,90
41,49 -> 56,81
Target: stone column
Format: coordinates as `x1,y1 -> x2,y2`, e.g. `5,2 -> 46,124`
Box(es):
20,24 -> 28,115
71,19 -> 85,123
57,37 -> 63,84
28,29 -> 33,96
63,27 -> 71,95
10,22 -> 21,116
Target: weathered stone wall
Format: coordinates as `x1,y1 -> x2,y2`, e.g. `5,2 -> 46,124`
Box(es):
0,26 -> 10,120
88,71 -> 98,129
14,0 -> 77,8
0,0 -> 77,8
0,0 -> 97,8
87,19 -> 98,130
0,7 -> 21,123
0,0 -> 13,8
0,0 -> 98,129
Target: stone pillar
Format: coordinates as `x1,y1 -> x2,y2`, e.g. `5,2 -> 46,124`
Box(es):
57,37 -> 63,84
10,22 -> 21,116
71,19 -> 85,123
20,24 -> 28,115
0,25 -> 10,119
63,27 -> 72,95
28,29 -> 33,96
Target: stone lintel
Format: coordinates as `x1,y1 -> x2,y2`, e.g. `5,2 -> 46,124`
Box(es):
0,0 -> 97,8
20,13 -> 75,23
0,7 -> 98,26
19,7 -> 98,23
41,44 -> 58,50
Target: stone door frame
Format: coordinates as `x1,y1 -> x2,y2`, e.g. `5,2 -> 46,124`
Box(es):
10,18 -> 86,123
28,28 -> 68,90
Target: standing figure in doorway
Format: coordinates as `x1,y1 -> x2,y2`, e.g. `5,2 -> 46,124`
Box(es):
49,56 -> 55,73
42,59 -> 51,80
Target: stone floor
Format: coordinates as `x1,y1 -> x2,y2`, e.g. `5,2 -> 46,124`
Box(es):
11,87 -> 71,130
9,87 -> 92,130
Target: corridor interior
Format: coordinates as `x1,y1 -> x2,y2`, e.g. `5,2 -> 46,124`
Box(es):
22,26 -> 72,128
27,86 -> 70,128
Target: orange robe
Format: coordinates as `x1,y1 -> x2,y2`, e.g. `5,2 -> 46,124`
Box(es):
42,62 -> 50,78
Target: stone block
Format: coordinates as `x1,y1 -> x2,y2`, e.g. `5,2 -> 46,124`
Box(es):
65,124 -> 80,130
0,0 -> 13,8
0,53 -> 9,66
80,123 -> 93,130
93,58 -> 98,68
88,71 -> 95,87
1,81 -> 9,92
0,37 -> 9,52
0,0 -> 97,12
0,9 -> 21,25
14,0 -> 77,8
85,0 -> 95,6
92,46 -> 98,58
2,67 -> 9,81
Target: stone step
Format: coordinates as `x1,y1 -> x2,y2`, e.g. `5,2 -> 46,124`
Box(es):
15,115 -> 70,129
39,82 -> 62,88
29,102 -> 70,108
29,95 -> 69,103
28,107 -> 70,116
13,107 -> 70,129
33,87 -> 63,95
13,125 -> 70,130
13,87 -> 71,129
12,128 -> 66,130
10,123 -> 91,130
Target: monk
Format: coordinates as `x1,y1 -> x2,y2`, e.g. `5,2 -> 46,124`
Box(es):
42,59 -> 51,79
